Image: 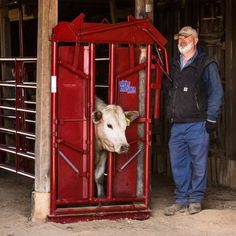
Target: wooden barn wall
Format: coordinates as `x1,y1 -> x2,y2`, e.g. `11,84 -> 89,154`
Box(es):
218,0 -> 236,188
153,0 -> 236,189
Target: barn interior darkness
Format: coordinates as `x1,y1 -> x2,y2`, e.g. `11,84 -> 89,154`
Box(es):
1,0 -> 236,190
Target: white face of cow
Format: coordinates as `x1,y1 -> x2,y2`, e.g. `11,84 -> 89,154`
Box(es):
92,105 -> 139,154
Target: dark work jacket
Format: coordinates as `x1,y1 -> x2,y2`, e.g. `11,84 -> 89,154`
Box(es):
167,50 -> 215,123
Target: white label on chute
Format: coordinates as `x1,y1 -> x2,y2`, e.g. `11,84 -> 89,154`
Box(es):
51,75 -> 57,93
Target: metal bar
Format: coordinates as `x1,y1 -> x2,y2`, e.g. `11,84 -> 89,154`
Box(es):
57,196 -> 145,205
0,144 -> 35,159
107,43 -> 116,200
137,25 -> 168,54
0,165 -> 34,179
0,165 -> 17,174
0,127 -> 36,138
144,44 -> 152,207
54,203 -> 147,215
17,171 -> 35,179
26,151 -> 35,156
0,106 -> 36,114
95,57 -> 110,61
23,82 -> 37,85
59,140 -> 86,154
0,58 -> 37,61
25,136 -> 35,140
89,43 -> 95,199
17,108 -> 36,113
95,85 -> 109,88
58,118 -> 86,123
117,63 -> 146,80
0,127 -> 16,134
0,83 -> 16,87
77,18 -> 154,41
109,44 -> 116,104
0,98 -> 16,101
0,100 -> 36,106
0,144 -> 16,154
25,119 -> 36,123
58,150 -> 79,174
50,41 -> 58,215
0,115 -> 35,124
16,84 -> 37,89
24,101 -> 36,105
83,45 -> 90,200
0,83 -> 36,89
0,115 -> 15,119
0,105 -> 15,110
119,144 -> 144,171
1,80 -> 15,83
17,151 -> 35,160
59,60 -> 88,80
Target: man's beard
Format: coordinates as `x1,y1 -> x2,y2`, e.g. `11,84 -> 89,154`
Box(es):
178,42 -> 194,55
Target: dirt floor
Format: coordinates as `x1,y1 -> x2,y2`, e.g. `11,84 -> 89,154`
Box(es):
1,170 -> 236,236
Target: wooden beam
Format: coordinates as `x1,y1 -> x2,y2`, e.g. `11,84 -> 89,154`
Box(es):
32,0 -> 57,222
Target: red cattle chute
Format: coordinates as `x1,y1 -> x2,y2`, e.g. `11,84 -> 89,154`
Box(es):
49,13 -> 169,222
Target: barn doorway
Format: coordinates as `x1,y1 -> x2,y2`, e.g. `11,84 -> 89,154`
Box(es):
0,0 -> 235,224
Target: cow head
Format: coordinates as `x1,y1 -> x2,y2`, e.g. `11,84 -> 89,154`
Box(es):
92,105 -> 139,154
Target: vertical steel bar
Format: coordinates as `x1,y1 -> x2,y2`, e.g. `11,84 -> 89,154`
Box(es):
107,43 -> 116,199
83,46 -> 90,199
50,41 -> 58,214
109,43 -> 115,103
15,61 -> 20,173
89,43 -> 95,199
144,44 -> 152,207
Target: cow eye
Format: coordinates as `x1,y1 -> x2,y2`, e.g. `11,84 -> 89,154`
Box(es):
107,124 -> 113,129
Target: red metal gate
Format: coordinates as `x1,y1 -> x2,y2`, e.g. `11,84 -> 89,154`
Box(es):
49,14 -> 168,222
0,58 -> 37,179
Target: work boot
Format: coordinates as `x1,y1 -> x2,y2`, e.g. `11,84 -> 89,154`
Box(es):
164,203 -> 187,216
188,202 -> 202,215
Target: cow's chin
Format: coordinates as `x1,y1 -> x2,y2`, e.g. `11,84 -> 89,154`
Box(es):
102,142 -> 115,153
102,143 -> 126,154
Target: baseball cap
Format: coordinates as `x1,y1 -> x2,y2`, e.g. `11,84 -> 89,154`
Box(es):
174,26 -> 198,40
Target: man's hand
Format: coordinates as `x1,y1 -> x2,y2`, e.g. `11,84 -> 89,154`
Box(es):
205,120 -> 217,134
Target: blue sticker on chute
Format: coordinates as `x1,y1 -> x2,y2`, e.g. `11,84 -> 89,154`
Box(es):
119,80 -> 136,94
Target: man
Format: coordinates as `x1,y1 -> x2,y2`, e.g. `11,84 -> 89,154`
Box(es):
164,26 -> 223,216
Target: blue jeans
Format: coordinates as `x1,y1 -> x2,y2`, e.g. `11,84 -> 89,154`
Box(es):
168,122 -> 209,206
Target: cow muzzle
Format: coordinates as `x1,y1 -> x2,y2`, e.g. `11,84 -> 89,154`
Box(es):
119,144 -> 130,154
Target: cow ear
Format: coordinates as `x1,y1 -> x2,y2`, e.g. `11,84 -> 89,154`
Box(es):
92,110 -> 103,124
124,111 -> 139,123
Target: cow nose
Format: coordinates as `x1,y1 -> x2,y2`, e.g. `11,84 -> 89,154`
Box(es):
120,144 -> 130,153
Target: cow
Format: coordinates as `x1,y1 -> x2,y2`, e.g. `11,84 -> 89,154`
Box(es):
92,96 -> 139,197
